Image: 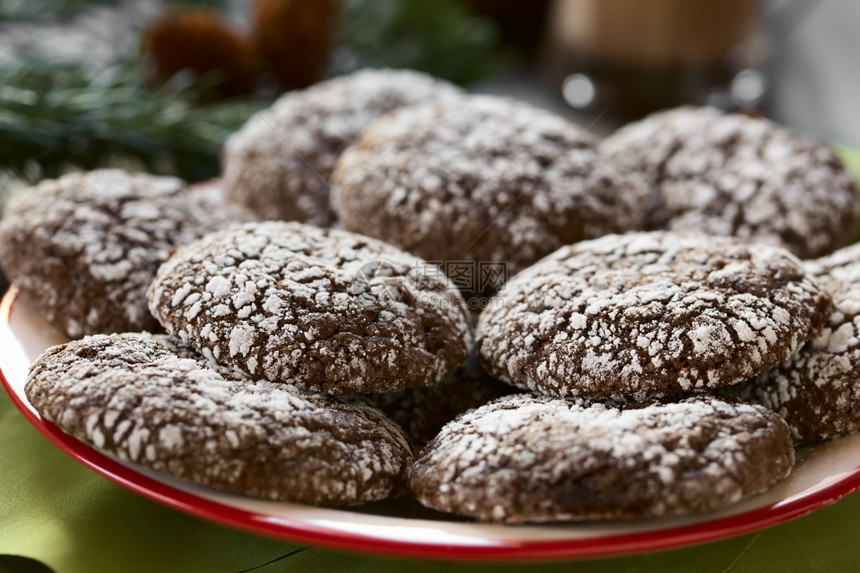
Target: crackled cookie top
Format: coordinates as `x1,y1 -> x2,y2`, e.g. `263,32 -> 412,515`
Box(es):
476,231 -> 832,400
25,333 -> 412,505
409,395 -> 794,523
804,242 -> 860,285
600,106 -> 721,227
600,106 -> 723,189
0,169 -> 254,338
332,95 -> 648,281
731,243 -> 860,444
222,68 -> 462,225
601,107 -> 859,257
662,114 -> 859,258
148,221 -> 471,394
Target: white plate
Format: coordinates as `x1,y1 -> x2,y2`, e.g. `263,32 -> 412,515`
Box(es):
2,286 -> 860,561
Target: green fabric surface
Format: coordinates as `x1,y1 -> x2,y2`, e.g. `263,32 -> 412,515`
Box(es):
3,386 -> 860,573
834,144 -> 860,245
3,145 -> 860,573
834,144 -> 860,182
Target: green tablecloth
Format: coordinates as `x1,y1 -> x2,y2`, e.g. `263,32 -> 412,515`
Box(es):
2,388 -> 860,573
3,145 -> 860,573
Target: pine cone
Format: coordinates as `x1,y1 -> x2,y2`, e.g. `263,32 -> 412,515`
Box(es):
252,0 -> 339,90
141,7 -> 259,97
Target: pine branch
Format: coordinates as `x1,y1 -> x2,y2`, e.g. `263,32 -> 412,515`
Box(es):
0,57 -> 263,182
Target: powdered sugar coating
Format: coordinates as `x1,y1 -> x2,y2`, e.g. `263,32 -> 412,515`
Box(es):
663,114 -> 858,258
148,221 -> 471,394
804,241 -> 860,285
332,95 -> 648,278
409,394 -> 794,523
222,69 -> 462,225
25,333 -> 412,505
476,231 -> 832,400
730,243 -> 860,444
601,107 -> 722,187
600,106 -> 720,227
601,107 -> 859,258
0,169 -> 255,338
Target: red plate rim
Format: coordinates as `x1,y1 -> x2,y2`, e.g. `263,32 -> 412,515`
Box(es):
3,287 -> 860,562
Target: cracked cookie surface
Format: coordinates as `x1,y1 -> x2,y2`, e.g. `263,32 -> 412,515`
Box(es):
409,394 -> 794,523
222,68 -> 461,225
730,243 -> 860,444
601,107 -> 859,258
147,221 -> 471,394
600,106 -> 720,228
476,231 -> 832,400
333,95 -> 649,280
0,169 -> 254,338
25,333 -> 413,506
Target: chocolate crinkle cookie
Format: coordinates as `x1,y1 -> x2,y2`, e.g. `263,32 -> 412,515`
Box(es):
25,333 -> 413,506
409,395 -> 794,523
477,231 -> 832,400
365,351 -> 516,449
222,68 -> 462,225
600,106 -> 721,228
600,106 -> 722,192
728,243 -> 860,444
601,106 -> 859,258
332,95 -> 649,285
0,169 -> 255,338
147,221 -> 471,394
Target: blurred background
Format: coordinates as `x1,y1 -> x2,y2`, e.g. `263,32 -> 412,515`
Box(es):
0,0 -> 858,291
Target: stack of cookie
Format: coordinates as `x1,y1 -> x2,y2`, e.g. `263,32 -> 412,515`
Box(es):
223,69 -> 652,306
595,107 -> 860,446
411,231 -> 828,522
411,231 -> 860,524
2,68 -> 859,524
0,70 -> 484,509
16,214 -> 475,506
727,242 -> 860,445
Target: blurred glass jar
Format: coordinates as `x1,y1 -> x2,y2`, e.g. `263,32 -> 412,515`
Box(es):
543,0 -> 762,118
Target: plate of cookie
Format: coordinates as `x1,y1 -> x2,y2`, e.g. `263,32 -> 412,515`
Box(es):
4,286 -> 860,560
4,223 -> 860,561
2,70 -> 860,561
